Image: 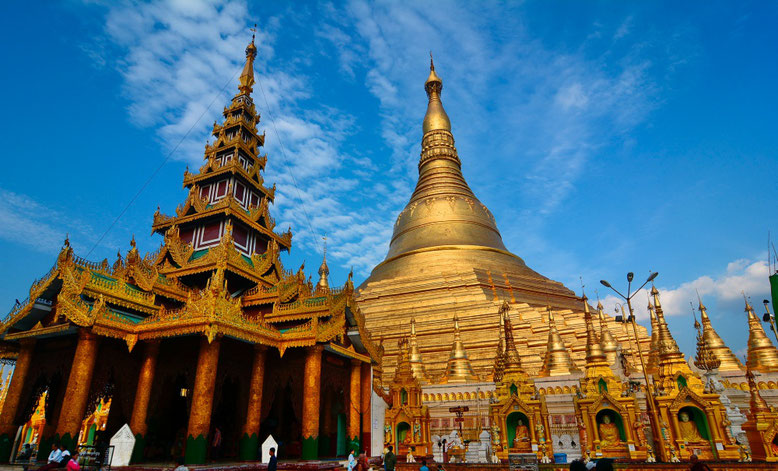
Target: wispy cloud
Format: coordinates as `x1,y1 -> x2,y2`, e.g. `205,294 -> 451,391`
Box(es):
0,188 -> 99,255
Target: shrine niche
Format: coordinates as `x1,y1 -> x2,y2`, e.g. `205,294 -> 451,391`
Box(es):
383,338 -> 431,458
574,295 -> 646,461
489,303 -> 552,461
647,288 -> 740,461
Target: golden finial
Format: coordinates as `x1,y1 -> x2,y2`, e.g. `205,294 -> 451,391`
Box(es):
130,234 -> 136,248
238,24 -> 258,96
422,52 -> 450,133
597,301 -> 619,364
317,235 -> 329,291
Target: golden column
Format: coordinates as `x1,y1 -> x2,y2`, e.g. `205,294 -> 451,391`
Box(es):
56,329 -> 100,448
240,345 -> 267,460
360,362 -> 372,453
0,339 -> 35,462
130,341 -> 160,436
301,345 -> 323,460
349,360 -> 362,452
185,336 -> 221,465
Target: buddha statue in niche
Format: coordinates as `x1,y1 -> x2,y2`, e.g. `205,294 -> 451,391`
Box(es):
598,414 -> 622,448
678,411 -> 705,443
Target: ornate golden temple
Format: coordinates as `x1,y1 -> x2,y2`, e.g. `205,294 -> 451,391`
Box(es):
1,32 -> 778,468
362,57 -> 778,465
0,36 -> 379,465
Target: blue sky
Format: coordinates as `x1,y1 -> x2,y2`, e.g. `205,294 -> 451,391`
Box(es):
1,0 -> 776,359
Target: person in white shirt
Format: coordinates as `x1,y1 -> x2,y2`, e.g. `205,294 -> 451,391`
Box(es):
36,444 -> 63,471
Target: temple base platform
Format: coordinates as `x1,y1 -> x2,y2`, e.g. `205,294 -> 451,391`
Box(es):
397,462 -> 778,471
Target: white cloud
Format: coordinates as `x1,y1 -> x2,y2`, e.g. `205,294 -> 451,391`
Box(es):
600,257 -> 771,323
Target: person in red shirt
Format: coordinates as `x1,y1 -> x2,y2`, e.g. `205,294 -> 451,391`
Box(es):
65,453 -> 79,471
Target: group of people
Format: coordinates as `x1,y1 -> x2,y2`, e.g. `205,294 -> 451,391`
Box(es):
34,443 -> 80,471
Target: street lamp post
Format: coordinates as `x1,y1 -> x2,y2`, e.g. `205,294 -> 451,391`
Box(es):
762,300 -> 778,344
600,272 -> 662,460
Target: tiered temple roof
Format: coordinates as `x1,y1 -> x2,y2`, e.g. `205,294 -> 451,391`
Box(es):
0,36 -> 380,366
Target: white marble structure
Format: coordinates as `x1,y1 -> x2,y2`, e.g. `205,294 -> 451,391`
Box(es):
109,424 -> 135,467
261,435 -> 278,464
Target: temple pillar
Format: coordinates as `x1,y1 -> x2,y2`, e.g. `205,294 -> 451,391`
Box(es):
348,360 -> 361,453
360,362 -> 371,452
301,345 -> 323,460
130,341 -> 159,463
56,329 -> 100,451
185,336 -> 221,465
239,345 -> 267,460
0,339 -> 35,462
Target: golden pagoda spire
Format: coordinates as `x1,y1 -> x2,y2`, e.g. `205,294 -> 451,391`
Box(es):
597,301 -> 619,364
646,298 -> 659,374
503,302 -> 523,374
585,297 -> 607,364
408,317 -> 430,383
693,307 -> 721,373
370,55 -> 511,266
745,299 -> 778,373
492,303 -> 508,382
697,298 -> 744,371
237,25 -> 258,96
539,306 -> 578,377
440,314 -> 479,383
316,237 -> 329,292
651,286 -> 682,360
746,364 -> 770,414
393,337 -> 418,384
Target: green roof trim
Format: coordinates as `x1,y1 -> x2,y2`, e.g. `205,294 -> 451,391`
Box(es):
190,249 -> 209,261
91,272 -> 117,283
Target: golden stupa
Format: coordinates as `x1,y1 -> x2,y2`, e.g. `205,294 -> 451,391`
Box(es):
357,58 -> 651,383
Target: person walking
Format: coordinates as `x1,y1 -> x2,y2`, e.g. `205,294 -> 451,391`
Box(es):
383,446 -> 396,471
347,450 -> 356,471
419,459 -> 429,471
211,426 -> 223,461
268,447 -> 277,471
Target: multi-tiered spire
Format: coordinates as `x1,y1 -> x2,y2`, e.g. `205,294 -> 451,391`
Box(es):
580,295 -> 617,394
745,300 -> 778,373
646,299 -> 659,374
151,34 -> 290,289
409,318 -> 430,383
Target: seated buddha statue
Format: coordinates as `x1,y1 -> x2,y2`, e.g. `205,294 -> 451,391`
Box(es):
678,412 -> 704,443
598,414 -> 622,448
513,419 -> 531,450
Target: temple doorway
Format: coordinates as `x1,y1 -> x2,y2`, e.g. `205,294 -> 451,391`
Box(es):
261,382 -> 301,458
212,376 -> 241,460
145,373 -> 191,461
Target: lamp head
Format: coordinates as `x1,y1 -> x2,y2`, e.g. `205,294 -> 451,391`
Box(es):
764,299 -> 770,306
764,313 -> 771,322
600,280 -> 611,288
627,272 -> 634,283
647,272 -> 659,282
